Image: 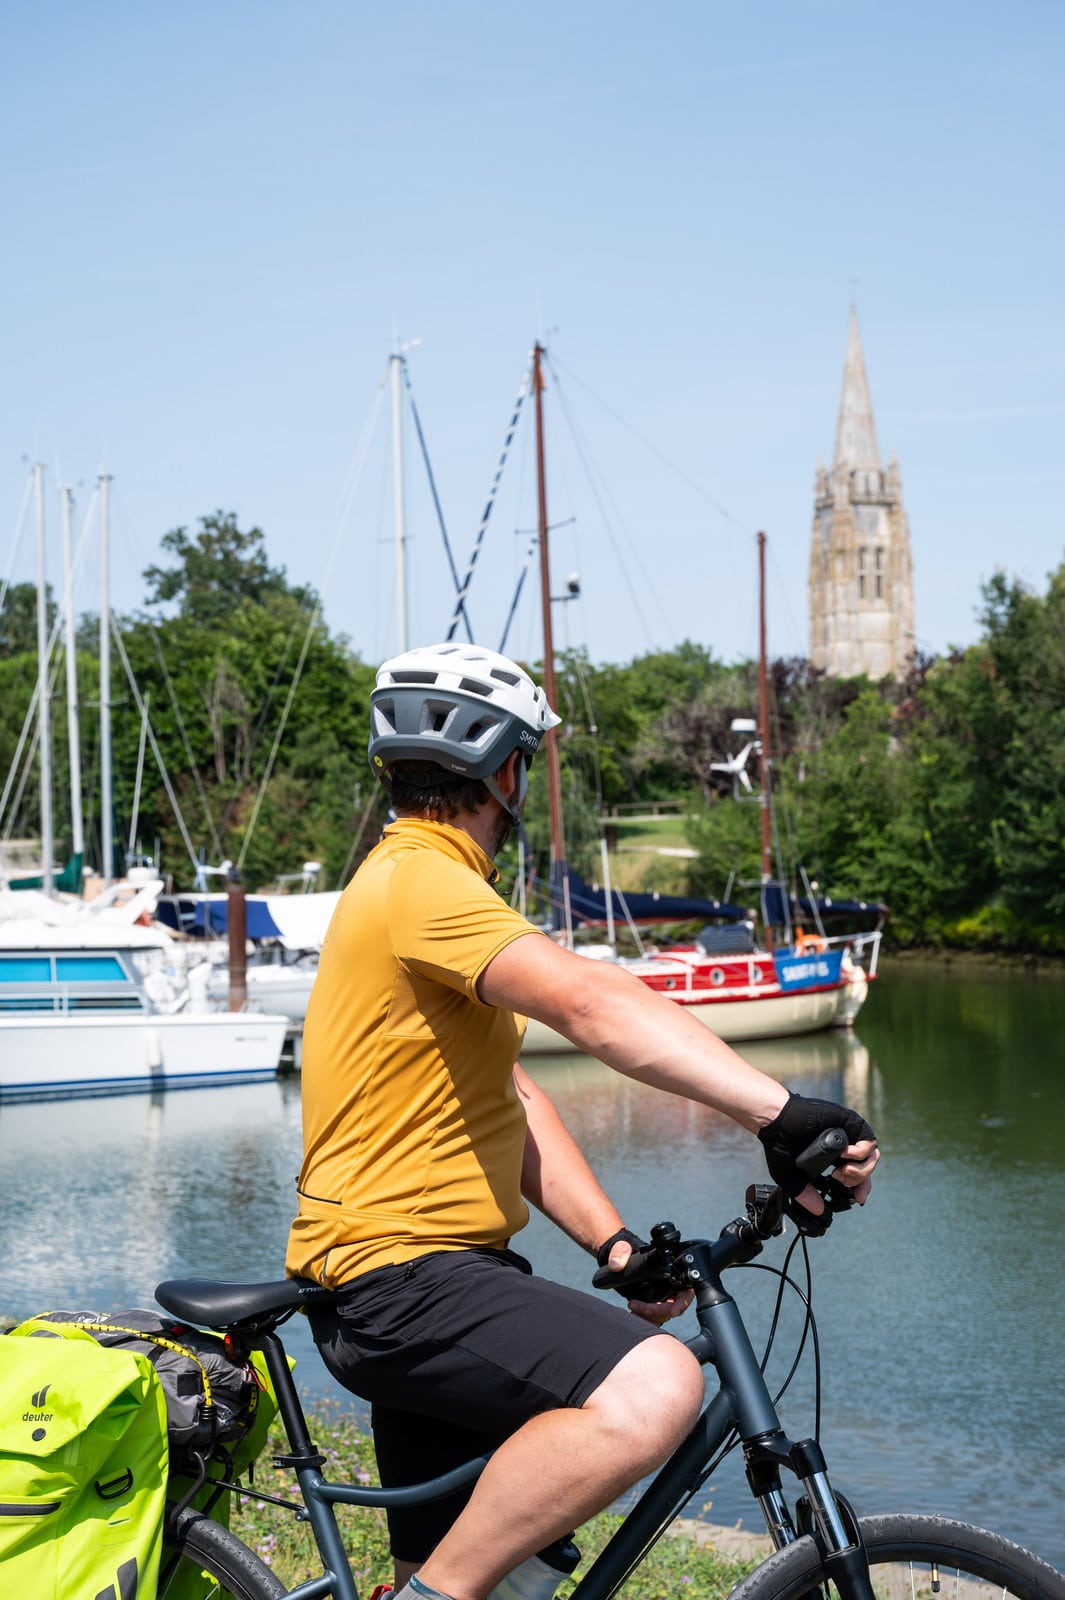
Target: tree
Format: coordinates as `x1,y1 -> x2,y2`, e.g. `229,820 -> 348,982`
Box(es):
142,512 -> 316,628
0,581 -> 54,658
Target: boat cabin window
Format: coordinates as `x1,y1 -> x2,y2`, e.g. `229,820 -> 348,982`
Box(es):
0,956 -> 52,985
55,955 -> 130,984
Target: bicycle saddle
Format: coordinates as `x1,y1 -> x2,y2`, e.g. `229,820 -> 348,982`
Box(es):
155,1276 -> 332,1329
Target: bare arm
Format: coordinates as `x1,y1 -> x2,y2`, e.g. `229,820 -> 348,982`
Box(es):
514,1061 -> 694,1323
485,933 -> 790,1131
483,934 -> 878,1203
514,1062 -> 623,1254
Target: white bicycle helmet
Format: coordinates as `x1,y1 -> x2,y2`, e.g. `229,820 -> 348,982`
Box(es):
368,642 -> 560,818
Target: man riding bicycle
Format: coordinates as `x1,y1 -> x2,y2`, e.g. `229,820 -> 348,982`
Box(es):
286,642 -> 878,1600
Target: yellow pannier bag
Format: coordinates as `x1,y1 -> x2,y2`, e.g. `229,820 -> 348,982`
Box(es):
0,1320 -> 168,1599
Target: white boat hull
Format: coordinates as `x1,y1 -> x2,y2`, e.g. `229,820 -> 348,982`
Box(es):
0,1011 -> 289,1102
520,981 -> 849,1054
205,961 -> 318,1022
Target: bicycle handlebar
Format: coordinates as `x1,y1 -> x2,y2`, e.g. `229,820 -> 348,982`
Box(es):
592,1127 -> 853,1299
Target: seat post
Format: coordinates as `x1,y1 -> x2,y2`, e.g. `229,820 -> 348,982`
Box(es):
258,1330 -> 317,1457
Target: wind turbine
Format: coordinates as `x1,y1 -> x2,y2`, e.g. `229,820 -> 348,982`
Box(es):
708,718 -> 760,800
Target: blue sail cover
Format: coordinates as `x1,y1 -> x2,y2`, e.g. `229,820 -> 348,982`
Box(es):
792,895 -> 887,924
548,870 -> 749,928
155,896 -> 284,940
762,882 -> 886,930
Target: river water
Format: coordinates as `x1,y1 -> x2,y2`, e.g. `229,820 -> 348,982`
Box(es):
2,960 -> 1062,1569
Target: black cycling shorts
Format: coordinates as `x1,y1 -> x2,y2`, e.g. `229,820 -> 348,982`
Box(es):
306,1245 -> 660,1561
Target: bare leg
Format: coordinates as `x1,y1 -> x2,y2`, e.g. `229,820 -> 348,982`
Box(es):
414,1334 -> 704,1600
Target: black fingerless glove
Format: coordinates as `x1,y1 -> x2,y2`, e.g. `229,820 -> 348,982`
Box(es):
757,1092 -> 876,1198
595,1227 -> 668,1302
596,1227 -> 649,1267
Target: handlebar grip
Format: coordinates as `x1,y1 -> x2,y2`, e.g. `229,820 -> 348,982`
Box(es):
592,1246 -> 657,1292
796,1126 -> 848,1178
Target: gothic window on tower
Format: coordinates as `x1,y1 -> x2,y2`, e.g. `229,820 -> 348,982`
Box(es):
858,546 -> 866,599
875,547 -> 883,600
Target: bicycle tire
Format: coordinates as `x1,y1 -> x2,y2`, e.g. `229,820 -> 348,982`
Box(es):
728,1513 -> 1065,1600
162,1503 -> 287,1600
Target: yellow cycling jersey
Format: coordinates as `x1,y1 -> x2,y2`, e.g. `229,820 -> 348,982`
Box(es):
286,817 -> 539,1287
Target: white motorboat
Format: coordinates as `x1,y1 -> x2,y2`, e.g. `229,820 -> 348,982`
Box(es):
0,913 -> 289,1102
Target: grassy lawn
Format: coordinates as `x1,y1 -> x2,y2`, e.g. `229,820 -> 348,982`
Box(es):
612,817 -> 693,854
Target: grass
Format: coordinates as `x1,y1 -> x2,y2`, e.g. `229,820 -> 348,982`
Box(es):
611,818 -> 693,854
226,1399 -> 761,1598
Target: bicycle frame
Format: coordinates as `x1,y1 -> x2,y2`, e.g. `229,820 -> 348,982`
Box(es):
239,1229 -> 874,1600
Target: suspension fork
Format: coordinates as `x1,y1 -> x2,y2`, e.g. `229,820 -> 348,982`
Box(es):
692,1284 -> 876,1600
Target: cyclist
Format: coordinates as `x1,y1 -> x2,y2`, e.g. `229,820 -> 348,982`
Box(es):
286,642 -> 878,1600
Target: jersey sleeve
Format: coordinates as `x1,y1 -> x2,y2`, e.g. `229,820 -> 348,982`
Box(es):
387,850 -> 539,1002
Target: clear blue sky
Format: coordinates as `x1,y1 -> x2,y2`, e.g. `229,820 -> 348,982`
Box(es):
2,1 -> 1062,671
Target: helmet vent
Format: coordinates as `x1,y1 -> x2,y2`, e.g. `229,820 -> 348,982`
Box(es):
489,668 -> 521,687
459,677 -> 492,697
392,669 -> 438,685
423,699 -> 454,734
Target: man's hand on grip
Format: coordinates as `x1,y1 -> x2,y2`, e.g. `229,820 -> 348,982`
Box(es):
757,1092 -> 878,1217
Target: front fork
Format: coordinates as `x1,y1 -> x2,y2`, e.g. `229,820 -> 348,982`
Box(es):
744,1433 -> 874,1600
691,1291 -> 875,1600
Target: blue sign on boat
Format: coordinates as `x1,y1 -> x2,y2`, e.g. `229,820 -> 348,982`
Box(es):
773,948 -> 845,991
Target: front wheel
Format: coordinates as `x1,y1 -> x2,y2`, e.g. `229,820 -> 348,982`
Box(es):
161,1504 -> 287,1600
728,1514 -> 1065,1600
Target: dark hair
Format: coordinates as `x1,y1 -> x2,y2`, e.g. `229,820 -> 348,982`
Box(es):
388,761 -> 491,821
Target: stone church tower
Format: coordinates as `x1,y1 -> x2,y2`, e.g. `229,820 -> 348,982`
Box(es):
808,309 -> 915,678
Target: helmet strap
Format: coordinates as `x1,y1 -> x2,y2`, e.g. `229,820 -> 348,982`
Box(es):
484,752 -> 528,824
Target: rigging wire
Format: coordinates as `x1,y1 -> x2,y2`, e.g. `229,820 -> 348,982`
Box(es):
112,488 -> 227,863
400,359 -> 474,643
235,382 -> 386,873
0,482 -> 99,841
0,471 -> 33,619
446,358 -> 532,641
109,618 -> 202,877
236,612 -> 319,874
549,354 -> 753,535
544,355 -> 670,647
149,625 -> 227,858
497,535 -> 537,655
219,620 -> 305,839
337,786 -> 386,887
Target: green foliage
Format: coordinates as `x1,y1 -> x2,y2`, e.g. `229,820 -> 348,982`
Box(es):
0,580 -> 55,657
142,512 -> 316,628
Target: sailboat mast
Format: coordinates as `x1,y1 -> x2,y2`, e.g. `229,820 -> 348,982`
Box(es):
756,531 -> 774,948
533,343 -> 567,929
754,528 -> 770,883
33,463 -> 54,897
390,353 -> 409,652
99,469 -> 113,888
60,484 -> 84,859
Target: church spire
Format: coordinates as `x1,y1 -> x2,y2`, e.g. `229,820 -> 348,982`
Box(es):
833,305 -> 881,470
809,306 -> 915,680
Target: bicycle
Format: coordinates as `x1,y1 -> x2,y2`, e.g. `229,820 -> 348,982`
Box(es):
154,1132 -> 1065,1600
